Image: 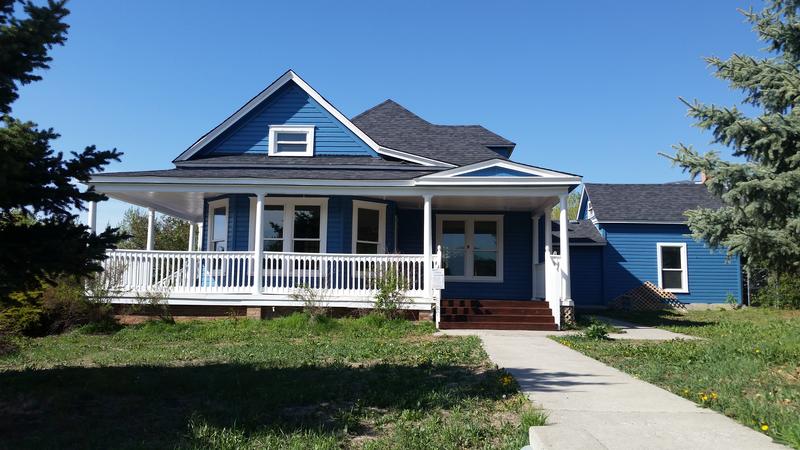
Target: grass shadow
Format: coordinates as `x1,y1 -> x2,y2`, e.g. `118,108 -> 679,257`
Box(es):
0,362 -> 513,449
591,309 -> 717,329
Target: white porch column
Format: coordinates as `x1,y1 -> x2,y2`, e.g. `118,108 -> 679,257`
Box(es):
188,223 -> 195,251
423,194 -> 433,298
559,194 -> 572,303
197,222 -> 204,251
87,201 -> 97,234
146,208 -> 156,251
253,192 -> 265,294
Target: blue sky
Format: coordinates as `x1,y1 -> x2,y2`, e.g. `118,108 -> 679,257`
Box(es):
12,0 -> 765,227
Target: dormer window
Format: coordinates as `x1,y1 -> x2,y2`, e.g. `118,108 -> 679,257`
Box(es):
268,125 -> 315,157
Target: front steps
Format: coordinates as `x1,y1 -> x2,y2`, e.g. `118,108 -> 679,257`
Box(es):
438,299 -> 558,331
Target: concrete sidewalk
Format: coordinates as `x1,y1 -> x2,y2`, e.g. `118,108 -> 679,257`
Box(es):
441,330 -> 786,450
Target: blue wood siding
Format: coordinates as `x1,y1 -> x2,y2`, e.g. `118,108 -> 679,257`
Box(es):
200,81 -> 377,157
326,196 -> 352,253
200,194 -> 250,251
600,223 -> 742,304
570,246 -> 604,307
456,166 -> 538,177
396,209 -> 533,300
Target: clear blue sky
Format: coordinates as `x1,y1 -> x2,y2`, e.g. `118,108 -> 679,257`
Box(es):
11,0 -> 765,227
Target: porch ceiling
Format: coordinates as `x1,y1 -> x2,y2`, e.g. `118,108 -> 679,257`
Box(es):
103,191 -> 211,222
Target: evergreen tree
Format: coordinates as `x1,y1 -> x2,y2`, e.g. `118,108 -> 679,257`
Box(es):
117,208 -> 190,251
669,0 -> 800,274
0,0 -> 123,301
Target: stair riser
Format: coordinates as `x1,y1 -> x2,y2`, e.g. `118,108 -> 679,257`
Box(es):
439,322 -> 558,331
442,300 -> 548,308
441,315 -> 555,324
440,307 -> 552,316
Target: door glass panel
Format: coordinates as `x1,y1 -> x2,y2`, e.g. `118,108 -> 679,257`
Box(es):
357,208 -> 380,243
442,220 -> 465,276
661,246 -> 681,269
212,207 -> 227,251
356,242 -> 379,254
294,206 -> 320,239
263,205 -> 284,251
474,221 -> 497,251
293,240 -> 320,253
473,251 -> 497,277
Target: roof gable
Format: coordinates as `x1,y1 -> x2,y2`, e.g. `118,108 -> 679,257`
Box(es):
200,81 -> 377,157
416,159 -> 581,185
174,71 -> 449,167
583,183 -> 723,223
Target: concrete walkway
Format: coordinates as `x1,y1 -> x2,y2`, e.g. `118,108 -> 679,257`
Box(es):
592,316 -> 700,341
441,329 -> 786,450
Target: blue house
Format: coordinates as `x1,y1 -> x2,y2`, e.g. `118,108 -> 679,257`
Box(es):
574,183 -> 743,308
87,70 -> 740,329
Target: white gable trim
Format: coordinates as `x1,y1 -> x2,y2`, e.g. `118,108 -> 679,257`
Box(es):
173,70 -> 453,168
416,158 -> 581,185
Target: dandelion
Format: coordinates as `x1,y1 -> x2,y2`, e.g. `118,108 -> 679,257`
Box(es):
755,349 -> 760,353
711,392 -> 718,400
760,423 -> 769,432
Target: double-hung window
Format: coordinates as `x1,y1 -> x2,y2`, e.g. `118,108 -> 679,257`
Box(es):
657,242 -> 688,293
436,215 -> 503,282
207,199 -> 229,251
250,198 -> 328,253
352,200 -> 386,254
268,125 -> 315,157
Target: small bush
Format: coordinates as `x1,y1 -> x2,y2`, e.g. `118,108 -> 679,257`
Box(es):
290,284 -> 329,324
373,264 -> 407,319
753,274 -> 800,309
130,287 -> 174,324
583,322 -> 610,340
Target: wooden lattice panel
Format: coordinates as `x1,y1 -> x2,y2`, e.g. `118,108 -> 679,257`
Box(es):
609,281 -> 686,311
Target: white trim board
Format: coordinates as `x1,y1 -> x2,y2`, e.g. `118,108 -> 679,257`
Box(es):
173,70 -> 453,168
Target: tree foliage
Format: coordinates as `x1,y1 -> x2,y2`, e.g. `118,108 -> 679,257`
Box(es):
117,207 -> 190,251
0,0 -> 123,302
668,0 -> 800,275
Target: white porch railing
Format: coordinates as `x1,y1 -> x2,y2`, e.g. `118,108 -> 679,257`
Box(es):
102,249 -> 431,298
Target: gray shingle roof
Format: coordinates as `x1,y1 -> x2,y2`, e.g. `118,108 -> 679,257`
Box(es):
553,219 -> 606,245
351,100 -> 515,166
94,167 -> 437,180
584,183 -> 722,223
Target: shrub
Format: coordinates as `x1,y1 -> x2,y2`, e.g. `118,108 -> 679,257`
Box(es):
753,274 -> 800,309
130,287 -> 174,324
290,285 -> 329,324
583,322 -> 610,340
373,264 -> 407,319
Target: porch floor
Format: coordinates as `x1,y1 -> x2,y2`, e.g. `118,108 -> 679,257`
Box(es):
438,299 -> 557,331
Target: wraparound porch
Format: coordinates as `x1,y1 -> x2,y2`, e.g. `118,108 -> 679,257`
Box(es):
89,181 -> 576,329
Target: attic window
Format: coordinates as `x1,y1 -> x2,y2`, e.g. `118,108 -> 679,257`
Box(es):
268,125 -> 315,157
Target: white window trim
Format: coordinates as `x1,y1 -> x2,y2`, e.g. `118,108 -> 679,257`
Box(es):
351,200 -> 387,254
656,242 -> 689,294
248,196 -> 328,253
207,198 -> 229,251
436,214 -> 504,283
268,125 -> 315,157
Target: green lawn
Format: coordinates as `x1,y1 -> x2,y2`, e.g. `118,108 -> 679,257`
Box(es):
554,308 -> 800,448
0,313 -> 542,449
